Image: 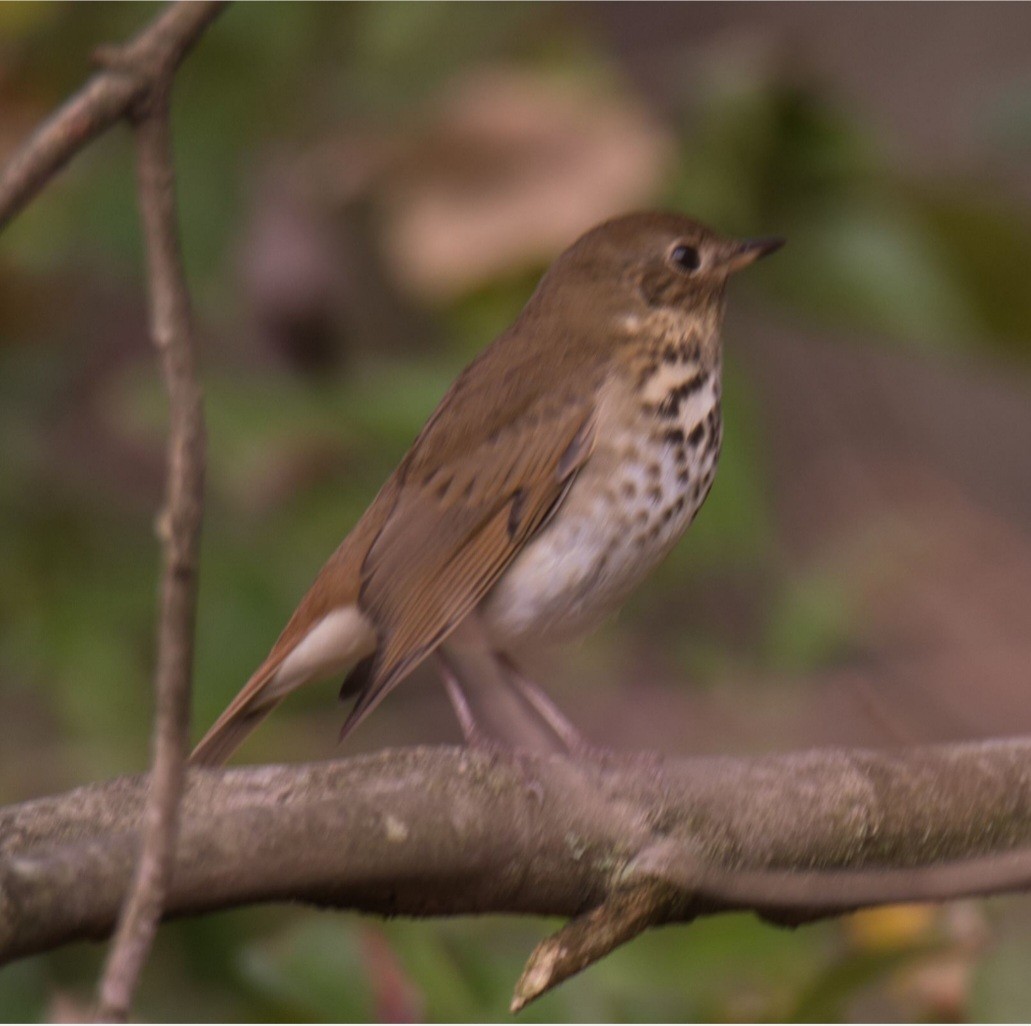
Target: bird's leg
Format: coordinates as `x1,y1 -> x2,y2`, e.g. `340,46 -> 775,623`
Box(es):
435,651 -> 497,750
436,619 -> 572,755
435,651 -> 550,801
495,653 -> 595,756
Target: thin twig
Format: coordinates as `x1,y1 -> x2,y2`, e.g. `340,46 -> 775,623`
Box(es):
631,837 -> 1031,915
511,832 -> 1031,1008
512,880 -> 678,1012
0,1 -> 223,1020
0,5 -> 218,1019
0,1 -> 227,231
91,72 -> 208,1019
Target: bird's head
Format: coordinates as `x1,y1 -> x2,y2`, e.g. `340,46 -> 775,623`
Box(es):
535,212 -> 783,338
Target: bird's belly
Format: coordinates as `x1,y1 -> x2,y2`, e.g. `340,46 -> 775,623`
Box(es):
482,410 -> 721,648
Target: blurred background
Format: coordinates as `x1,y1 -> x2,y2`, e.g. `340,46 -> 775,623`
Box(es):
2,2 -> 1031,1020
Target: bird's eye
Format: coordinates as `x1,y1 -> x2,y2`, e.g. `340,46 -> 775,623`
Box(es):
669,244 -> 701,273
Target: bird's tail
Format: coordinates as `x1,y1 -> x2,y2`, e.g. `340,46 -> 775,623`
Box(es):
189,660 -> 284,767
190,604 -> 377,766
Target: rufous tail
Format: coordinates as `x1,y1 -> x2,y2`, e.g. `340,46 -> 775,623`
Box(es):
189,661 -> 284,766
190,603 -> 377,766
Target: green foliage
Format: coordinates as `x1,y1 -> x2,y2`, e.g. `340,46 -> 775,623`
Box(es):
764,570 -> 854,675
221,914 -> 840,1022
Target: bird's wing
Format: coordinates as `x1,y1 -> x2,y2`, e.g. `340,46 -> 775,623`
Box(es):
342,332 -> 601,735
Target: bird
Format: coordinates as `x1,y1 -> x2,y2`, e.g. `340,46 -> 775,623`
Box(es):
191,211 -> 783,766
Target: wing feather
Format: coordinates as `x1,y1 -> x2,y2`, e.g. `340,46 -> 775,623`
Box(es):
341,396 -> 596,737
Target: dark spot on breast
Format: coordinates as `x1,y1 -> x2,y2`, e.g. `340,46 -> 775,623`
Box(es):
637,362 -> 658,387
435,475 -> 453,500
662,427 -> 685,447
647,486 -> 663,505
621,481 -> 637,500
656,374 -> 706,419
687,423 -> 706,447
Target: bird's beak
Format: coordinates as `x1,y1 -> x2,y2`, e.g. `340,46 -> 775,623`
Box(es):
721,236 -> 785,273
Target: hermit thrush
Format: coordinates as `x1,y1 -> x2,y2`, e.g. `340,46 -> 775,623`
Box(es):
191,212 -> 782,765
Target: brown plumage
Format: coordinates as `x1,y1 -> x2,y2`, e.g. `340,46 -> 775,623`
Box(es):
191,212 -> 782,766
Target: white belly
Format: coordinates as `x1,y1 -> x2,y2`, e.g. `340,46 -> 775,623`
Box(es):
483,379 -> 721,648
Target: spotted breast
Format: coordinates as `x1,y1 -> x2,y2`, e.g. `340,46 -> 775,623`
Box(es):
482,335 -> 722,649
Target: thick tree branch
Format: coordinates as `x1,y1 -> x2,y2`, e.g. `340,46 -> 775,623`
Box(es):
3,740 -> 1031,1009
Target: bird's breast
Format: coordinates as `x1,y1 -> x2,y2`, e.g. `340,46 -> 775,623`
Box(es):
482,356 -> 723,649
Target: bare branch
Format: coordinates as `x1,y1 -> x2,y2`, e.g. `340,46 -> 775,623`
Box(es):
91,77 -> 208,1020
0,2 -> 224,1018
0,1 -> 227,232
3,740 -> 1031,1008
512,880 -> 677,1012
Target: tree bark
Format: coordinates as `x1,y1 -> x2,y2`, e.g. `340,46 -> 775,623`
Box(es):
4,740 -> 1031,1005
